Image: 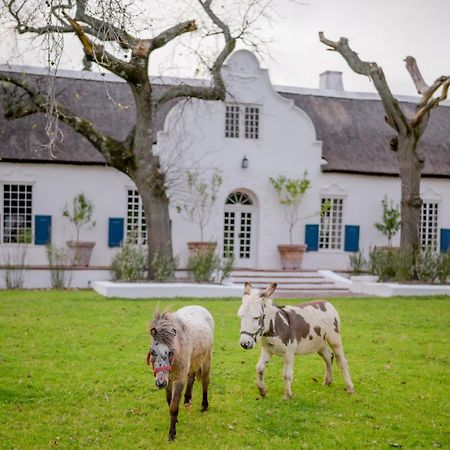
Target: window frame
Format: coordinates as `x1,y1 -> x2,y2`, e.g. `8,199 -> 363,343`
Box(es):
319,196 -> 344,251
224,103 -> 261,140
420,200 -> 440,251
125,188 -> 147,246
1,182 -> 34,245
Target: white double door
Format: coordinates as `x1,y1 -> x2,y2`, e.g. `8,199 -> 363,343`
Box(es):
223,192 -> 255,267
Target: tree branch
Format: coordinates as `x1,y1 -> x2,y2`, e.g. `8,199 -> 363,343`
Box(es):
151,20 -> 197,50
155,1 -> 236,107
404,56 -> 429,95
74,0 -> 137,49
412,78 -> 450,127
63,12 -> 137,81
319,32 -> 409,135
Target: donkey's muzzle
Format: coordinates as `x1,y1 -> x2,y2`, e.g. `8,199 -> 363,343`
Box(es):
240,334 -> 255,350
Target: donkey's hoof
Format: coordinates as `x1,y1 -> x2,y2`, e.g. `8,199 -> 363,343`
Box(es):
168,432 -> 176,441
201,403 -> 209,412
323,380 -> 332,386
283,393 -> 293,400
258,388 -> 268,397
346,386 -> 355,394
184,399 -> 192,408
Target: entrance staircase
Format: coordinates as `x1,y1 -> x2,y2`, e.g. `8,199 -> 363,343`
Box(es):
229,269 -> 351,298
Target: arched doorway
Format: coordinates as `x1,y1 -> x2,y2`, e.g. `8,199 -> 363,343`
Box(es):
223,191 -> 256,267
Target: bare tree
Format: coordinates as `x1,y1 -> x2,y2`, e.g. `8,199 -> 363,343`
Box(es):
319,32 -> 449,271
0,0 -> 273,279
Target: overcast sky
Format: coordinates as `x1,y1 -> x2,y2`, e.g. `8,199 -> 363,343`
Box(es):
0,0 -> 448,96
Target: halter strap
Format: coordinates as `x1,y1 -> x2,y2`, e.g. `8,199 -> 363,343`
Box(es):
146,351 -> 175,376
241,306 -> 266,341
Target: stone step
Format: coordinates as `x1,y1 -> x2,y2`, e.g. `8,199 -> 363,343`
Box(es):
230,269 -> 352,298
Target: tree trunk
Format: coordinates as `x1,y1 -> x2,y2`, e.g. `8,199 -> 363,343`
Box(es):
397,132 -> 424,273
130,78 -> 173,280
137,178 -> 172,280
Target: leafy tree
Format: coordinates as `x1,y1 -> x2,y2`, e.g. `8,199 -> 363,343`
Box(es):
177,169 -> 223,241
62,192 -> 96,241
269,171 -> 311,244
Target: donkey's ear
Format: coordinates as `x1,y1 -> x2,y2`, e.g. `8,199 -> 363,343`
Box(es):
243,282 -> 252,295
260,283 -> 277,299
150,327 -> 157,337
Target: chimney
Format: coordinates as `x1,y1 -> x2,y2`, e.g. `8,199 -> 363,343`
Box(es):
319,71 -> 344,91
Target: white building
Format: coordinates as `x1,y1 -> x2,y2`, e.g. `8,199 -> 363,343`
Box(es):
1,50 -> 449,286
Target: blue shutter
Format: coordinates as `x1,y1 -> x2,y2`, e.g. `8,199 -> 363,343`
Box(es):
305,224 -> 319,252
440,228 -> 450,253
34,215 -> 52,245
108,218 -> 124,247
344,225 -> 360,252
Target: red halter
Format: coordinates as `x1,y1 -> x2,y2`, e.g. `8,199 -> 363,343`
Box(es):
146,351 -> 175,376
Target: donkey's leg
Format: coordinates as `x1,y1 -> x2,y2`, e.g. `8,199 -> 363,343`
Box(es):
201,353 -> 211,412
283,352 -> 295,400
256,347 -> 271,397
168,381 -> 185,441
184,373 -> 195,406
318,346 -> 334,386
328,337 -> 354,394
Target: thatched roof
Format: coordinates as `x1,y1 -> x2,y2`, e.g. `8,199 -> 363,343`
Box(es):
0,66 -> 449,177
279,90 -> 450,177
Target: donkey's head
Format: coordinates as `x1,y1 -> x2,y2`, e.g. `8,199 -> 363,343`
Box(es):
238,282 -> 277,350
148,312 -> 177,389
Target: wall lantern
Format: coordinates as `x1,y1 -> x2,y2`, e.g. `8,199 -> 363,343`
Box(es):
241,155 -> 249,169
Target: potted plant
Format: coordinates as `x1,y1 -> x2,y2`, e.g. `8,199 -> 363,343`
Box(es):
375,195 -> 401,247
177,169 -> 223,255
63,193 -> 96,267
269,172 -> 312,269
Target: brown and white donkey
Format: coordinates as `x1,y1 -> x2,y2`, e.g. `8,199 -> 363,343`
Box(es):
238,282 -> 354,399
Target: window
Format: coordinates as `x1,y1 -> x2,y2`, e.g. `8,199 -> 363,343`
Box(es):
225,104 -> 240,138
127,189 -> 147,245
245,106 -> 259,139
225,104 -> 260,139
319,197 -> 343,250
421,202 -> 439,250
2,184 -> 33,243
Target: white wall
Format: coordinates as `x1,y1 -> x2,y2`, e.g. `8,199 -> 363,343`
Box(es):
1,50 -> 449,275
0,163 -> 133,266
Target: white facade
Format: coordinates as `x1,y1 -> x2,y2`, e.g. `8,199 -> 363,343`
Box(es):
0,50 -> 449,276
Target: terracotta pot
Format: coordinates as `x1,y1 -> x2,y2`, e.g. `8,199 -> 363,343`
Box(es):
277,244 -> 307,270
187,241 -> 217,255
66,240 -> 95,267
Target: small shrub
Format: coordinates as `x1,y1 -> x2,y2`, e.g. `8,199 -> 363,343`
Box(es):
217,255 -> 235,284
187,249 -> 219,283
369,247 -> 397,281
46,244 -> 72,288
368,246 -> 450,284
152,246 -> 179,282
3,246 -> 27,289
348,251 -> 367,274
436,251 -> 450,284
110,237 -> 147,281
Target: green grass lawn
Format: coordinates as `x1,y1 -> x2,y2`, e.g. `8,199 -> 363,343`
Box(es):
0,291 -> 449,449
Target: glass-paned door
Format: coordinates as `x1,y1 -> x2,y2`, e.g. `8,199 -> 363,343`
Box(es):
223,191 -> 255,267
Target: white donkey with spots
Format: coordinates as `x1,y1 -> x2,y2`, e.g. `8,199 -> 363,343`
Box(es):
238,282 -> 354,399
